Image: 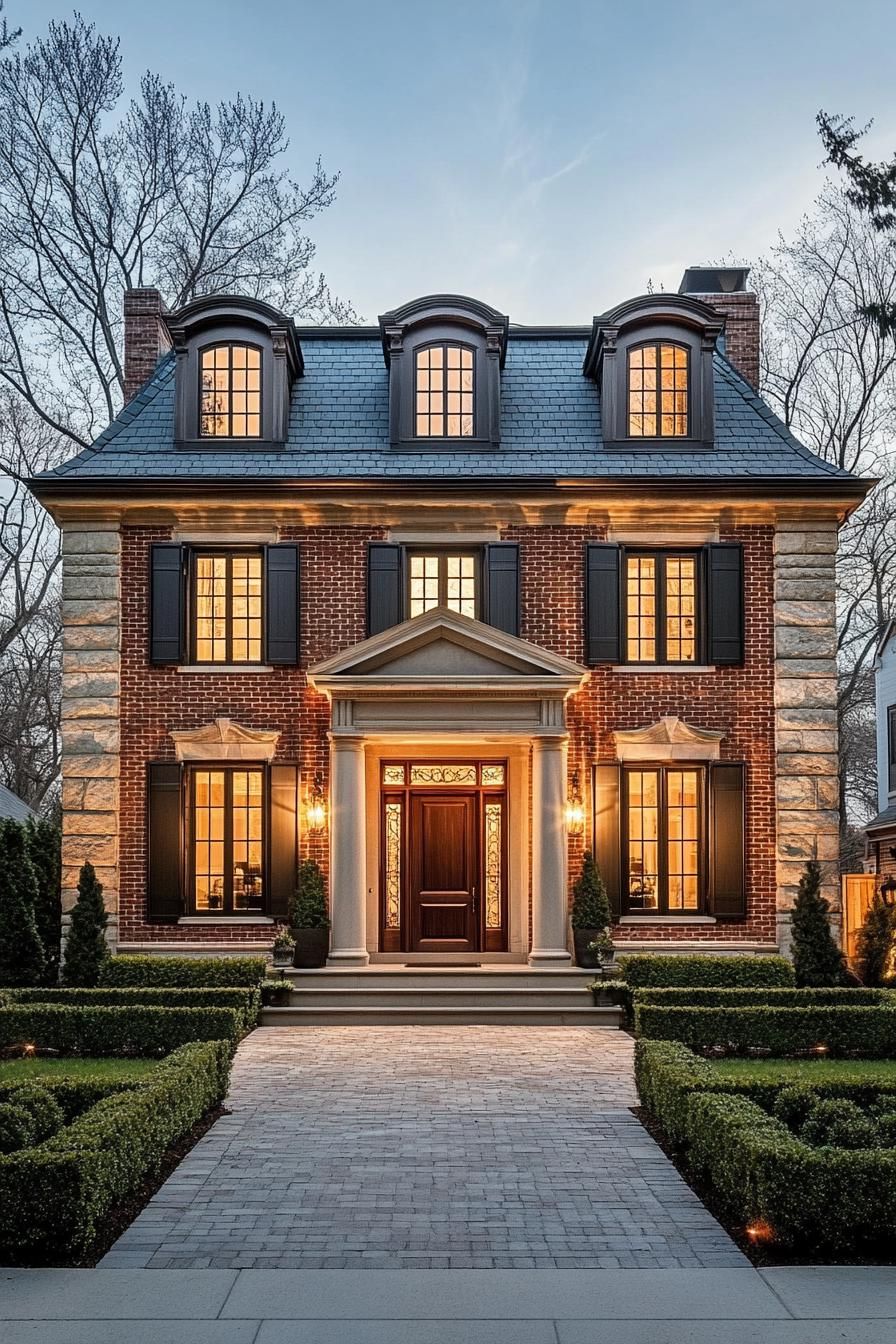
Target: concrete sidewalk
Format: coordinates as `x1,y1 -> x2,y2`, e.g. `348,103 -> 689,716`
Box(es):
2,1267 -> 896,1341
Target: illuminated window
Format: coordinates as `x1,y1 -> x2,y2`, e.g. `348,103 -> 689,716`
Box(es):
415,344 -> 474,437
628,343 -> 688,438
625,552 -> 698,663
200,344 -> 261,438
408,552 -> 478,619
625,767 -> 701,914
191,768 -> 264,914
193,551 -> 263,664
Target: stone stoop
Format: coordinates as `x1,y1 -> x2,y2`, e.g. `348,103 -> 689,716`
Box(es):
261,966 -> 624,1027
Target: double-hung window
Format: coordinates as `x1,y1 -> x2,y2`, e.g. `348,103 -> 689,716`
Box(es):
624,765 -> 703,914
191,550 -> 263,665
625,550 -> 699,664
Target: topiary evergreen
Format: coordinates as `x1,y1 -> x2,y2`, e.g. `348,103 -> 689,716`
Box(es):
0,819 -> 45,986
856,890 -> 896,986
570,852 -> 612,930
62,860 -> 110,987
289,858 -> 330,929
6,1085 -> 64,1142
790,858 -> 847,987
25,816 -> 61,984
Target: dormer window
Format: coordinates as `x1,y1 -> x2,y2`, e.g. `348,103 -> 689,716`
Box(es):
627,342 -> 688,438
415,344 -> 475,438
379,295 -> 508,449
200,344 -> 262,438
584,294 -> 722,450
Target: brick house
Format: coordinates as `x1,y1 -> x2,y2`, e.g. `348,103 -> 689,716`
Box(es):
30,270 -> 869,965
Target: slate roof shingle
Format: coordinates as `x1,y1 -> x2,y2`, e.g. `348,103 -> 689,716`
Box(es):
37,332 -> 858,484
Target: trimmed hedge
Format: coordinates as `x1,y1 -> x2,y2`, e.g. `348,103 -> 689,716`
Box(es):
635,1039 -> 896,1247
0,1040 -> 231,1254
10,986 -> 261,1033
632,987 -> 890,1009
634,1003 -> 896,1056
0,1077 -> 143,1122
0,1004 -> 243,1055
618,954 -> 795,989
99,955 -> 267,988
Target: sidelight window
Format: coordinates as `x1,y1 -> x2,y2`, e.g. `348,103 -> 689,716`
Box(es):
190,767 -> 265,914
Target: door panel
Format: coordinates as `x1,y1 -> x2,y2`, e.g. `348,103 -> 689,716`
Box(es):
410,792 -> 478,952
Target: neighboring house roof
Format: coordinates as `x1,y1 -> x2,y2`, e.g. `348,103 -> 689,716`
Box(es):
0,783 -> 37,823
866,802 -> 896,834
875,618 -> 896,667
33,331 -> 862,486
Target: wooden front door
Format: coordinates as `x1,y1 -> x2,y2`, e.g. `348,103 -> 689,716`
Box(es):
409,791 -> 478,952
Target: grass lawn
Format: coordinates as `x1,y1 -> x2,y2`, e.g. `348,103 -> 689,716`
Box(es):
710,1057 -> 896,1084
0,1057 -> 160,1084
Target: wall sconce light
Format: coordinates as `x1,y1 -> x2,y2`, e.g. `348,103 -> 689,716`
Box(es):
565,769 -> 585,837
306,772 -> 327,833
881,875 -> 896,905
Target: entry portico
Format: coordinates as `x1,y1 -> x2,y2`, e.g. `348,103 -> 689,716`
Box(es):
308,606 -> 590,966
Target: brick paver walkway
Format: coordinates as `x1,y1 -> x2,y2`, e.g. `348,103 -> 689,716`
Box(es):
103,1026 -> 745,1270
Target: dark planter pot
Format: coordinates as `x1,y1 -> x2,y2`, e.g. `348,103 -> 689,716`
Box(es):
292,927 -> 330,969
573,928 -> 601,969
263,983 -> 292,1006
272,948 -> 293,968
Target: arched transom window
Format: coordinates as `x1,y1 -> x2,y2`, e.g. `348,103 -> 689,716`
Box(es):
628,342 -> 688,438
200,343 -> 261,438
415,343 -> 474,437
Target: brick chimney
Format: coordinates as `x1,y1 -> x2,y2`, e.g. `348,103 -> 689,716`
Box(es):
123,288 -> 172,402
678,267 -> 760,390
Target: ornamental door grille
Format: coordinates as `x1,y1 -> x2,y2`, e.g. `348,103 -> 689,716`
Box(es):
380,761 -> 508,953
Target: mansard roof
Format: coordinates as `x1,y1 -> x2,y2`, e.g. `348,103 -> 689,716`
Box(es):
32,313 -> 864,490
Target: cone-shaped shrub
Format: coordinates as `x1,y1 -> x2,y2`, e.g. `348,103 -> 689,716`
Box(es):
790,858 -> 847,987
289,858 -> 330,929
856,890 -> 896,987
62,860 -> 110,987
0,819 -> 45,986
26,817 -> 61,984
571,852 -> 612,930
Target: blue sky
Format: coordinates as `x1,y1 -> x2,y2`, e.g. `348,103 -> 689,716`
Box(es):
22,0 -> 896,323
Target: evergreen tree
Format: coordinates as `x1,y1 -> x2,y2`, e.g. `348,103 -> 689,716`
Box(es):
289,858 -> 330,929
62,861 -> 109,987
856,891 -> 896,986
0,819 -> 45,986
790,858 -> 847,987
25,817 -> 61,984
570,852 -> 612,930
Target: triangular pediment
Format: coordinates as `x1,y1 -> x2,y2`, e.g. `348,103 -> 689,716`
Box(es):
308,605 -> 588,689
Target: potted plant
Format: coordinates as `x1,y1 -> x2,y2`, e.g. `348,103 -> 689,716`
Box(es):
588,932 -> 616,968
262,971 -> 292,1006
291,858 -> 330,969
570,852 -> 611,968
271,924 -> 295,967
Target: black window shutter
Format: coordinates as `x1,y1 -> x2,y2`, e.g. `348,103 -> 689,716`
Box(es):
150,544 -> 184,664
269,764 -> 299,922
594,764 -> 622,919
710,762 -> 746,919
484,543 -> 519,635
265,544 -> 300,665
585,543 -> 621,663
368,543 -> 403,635
147,762 -> 183,921
707,543 -> 744,665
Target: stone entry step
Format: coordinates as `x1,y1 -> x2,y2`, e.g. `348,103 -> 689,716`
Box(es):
262,966 -> 623,1026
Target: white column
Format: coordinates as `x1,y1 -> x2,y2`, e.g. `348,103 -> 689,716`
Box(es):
327,733 -> 369,966
529,734 -> 572,965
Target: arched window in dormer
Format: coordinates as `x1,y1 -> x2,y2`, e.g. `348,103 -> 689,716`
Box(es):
415,342 -> 475,438
627,341 -> 689,438
200,343 -> 262,438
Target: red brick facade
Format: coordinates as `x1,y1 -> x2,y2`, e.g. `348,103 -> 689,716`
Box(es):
118,520 -> 776,947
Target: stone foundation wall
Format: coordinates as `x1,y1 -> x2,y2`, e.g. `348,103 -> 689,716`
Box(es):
773,520 -> 840,950
60,525 -> 121,945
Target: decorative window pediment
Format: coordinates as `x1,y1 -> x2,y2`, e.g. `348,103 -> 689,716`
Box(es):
583,294 -> 722,450
378,294 -> 508,449
169,295 -> 302,447
170,717 -> 280,762
612,716 -> 724,762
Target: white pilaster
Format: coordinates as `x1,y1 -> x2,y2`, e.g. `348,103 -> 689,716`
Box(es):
327,733 -> 370,965
529,734 -> 572,965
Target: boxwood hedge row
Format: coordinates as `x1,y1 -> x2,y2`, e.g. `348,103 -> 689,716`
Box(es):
99,955 -> 267,988
635,1040 -> 896,1248
0,1040 -> 231,1255
0,1076 -> 143,1122
617,954 -> 795,989
0,1004 -> 244,1055
634,1003 -> 896,1056
9,986 -> 261,1033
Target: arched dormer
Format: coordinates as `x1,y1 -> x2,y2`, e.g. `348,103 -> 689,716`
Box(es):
378,294 -> 509,449
168,295 -> 302,447
583,294 -> 723,450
